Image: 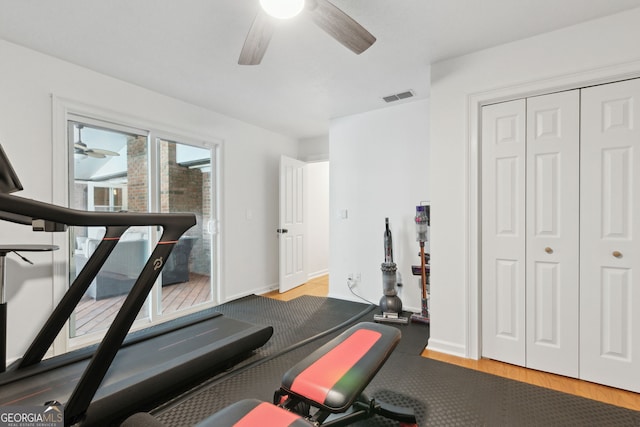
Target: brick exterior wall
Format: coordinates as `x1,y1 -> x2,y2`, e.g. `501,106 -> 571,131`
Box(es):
158,141 -> 211,276
200,171 -> 212,276
127,136 -> 149,212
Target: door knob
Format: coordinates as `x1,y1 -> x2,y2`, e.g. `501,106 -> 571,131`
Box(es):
545,247 -> 553,254
276,229 -> 288,234
613,250 -> 622,258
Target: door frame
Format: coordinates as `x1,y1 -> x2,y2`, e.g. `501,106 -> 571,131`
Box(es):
466,60 -> 640,359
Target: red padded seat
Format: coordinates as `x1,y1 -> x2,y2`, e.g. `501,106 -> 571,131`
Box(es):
280,322 -> 400,412
196,399 -> 312,427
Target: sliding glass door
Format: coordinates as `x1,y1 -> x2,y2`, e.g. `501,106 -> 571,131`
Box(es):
156,138 -> 214,315
67,117 -> 217,342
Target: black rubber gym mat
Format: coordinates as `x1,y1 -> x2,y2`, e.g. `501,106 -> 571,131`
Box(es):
211,294 -> 374,361
152,295 -> 375,424
362,354 -> 640,426
153,296 -> 640,426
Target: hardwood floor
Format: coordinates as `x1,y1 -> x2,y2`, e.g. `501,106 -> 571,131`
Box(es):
262,275 -> 640,412
261,275 -> 329,301
421,349 -> 640,411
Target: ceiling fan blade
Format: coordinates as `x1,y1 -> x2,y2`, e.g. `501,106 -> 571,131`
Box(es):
239,10 -> 276,65
86,150 -> 106,159
90,148 -> 120,157
308,0 -> 376,55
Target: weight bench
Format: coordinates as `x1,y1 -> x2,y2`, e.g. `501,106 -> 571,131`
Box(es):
196,322 -> 417,427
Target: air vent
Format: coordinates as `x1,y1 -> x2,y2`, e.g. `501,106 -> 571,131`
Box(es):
382,90 -> 414,103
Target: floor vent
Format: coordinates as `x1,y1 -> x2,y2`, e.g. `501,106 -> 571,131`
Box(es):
382,90 -> 414,103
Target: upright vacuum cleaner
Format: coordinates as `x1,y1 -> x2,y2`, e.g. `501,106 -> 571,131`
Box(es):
374,218 -> 408,324
411,204 -> 430,324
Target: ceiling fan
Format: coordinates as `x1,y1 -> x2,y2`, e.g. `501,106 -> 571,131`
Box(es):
239,0 -> 376,65
74,125 -> 120,159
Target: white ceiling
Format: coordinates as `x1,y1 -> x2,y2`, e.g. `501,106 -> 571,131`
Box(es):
1,0 -> 640,139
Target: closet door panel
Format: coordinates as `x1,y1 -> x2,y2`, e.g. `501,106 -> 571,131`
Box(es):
526,91 -> 580,377
482,99 -> 526,365
581,78 -> 640,392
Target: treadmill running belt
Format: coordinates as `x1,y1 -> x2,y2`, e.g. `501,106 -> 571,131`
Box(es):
0,315 -> 273,426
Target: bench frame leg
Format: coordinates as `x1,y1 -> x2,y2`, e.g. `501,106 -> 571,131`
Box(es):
275,391 -> 417,427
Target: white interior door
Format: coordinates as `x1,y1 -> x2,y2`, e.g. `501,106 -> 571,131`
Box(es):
580,78 -> 640,392
279,156 -> 307,293
525,90 -> 579,377
481,99 -> 527,366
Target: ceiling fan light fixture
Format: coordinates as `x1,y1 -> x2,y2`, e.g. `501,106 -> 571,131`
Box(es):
260,0 -> 305,19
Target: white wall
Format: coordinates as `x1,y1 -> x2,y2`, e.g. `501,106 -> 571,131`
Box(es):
300,136 -> 330,281
329,99 -> 429,312
429,7 -> 640,357
306,161 -> 329,279
0,39 -> 298,361
299,135 -> 329,162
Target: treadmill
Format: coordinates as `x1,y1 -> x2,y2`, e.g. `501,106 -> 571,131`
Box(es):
0,145 -> 273,426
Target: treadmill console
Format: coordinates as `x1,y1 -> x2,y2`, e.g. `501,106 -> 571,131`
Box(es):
0,144 -> 23,194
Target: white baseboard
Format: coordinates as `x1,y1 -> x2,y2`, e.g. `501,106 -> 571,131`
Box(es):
403,305 -> 420,314
307,269 -> 328,280
426,338 -> 467,358
327,291 -> 358,303
224,283 -> 277,303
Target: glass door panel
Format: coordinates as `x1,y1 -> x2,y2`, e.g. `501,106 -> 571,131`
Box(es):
157,139 -> 214,315
68,120 -> 151,339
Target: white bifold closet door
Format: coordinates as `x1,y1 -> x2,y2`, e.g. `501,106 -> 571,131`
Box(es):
580,78 -> 640,392
481,99 -> 527,366
525,90 -> 580,377
481,90 -> 579,377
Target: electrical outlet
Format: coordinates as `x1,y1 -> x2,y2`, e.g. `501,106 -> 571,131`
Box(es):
347,272 -> 359,289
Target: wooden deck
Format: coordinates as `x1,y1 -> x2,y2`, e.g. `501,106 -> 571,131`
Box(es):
74,273 -> 211,337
